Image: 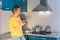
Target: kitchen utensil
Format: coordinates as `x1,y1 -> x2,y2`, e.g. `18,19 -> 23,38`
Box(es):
45,25 -> 52,34
35,25 -> 42,32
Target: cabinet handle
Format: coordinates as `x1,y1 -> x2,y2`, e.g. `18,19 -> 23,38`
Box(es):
41,38 -> 46,40
6,8 -> 9,10
23,0 -> 25,2
29,37 -> 36,38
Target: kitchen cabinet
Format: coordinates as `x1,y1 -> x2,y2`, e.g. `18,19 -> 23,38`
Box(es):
2,0 -> 12,10
27,35 -> 39,40
27,35 -> 57,40
39,37 -> 57,40
2,0 -> 27,12
24,33 -> 60,40
12,0 -> 27,12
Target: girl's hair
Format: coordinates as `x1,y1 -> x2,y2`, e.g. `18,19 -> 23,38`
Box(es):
12,6 -> 21,13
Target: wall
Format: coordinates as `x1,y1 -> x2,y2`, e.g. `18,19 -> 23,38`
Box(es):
0,10 -> 12,34
28,0 -> 40,12
25,0 -> 60,32
0,9 -> 2,34
47,0 -> 60,32
27,12 -> 53,30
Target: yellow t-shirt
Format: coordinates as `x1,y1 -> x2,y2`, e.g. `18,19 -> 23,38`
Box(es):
9,16 -> 23,36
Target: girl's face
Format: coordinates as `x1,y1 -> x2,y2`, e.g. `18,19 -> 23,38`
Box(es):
14,8 -> 21,16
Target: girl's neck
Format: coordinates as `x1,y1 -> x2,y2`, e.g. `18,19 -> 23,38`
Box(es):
13,14 -> 18,18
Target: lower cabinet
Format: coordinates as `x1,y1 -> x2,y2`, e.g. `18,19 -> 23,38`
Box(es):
27,35 -> 39,40
24,35 -> 58,40
38,37 -> 57,40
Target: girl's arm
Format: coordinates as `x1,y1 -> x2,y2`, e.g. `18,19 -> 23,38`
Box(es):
14,23 -> 26,30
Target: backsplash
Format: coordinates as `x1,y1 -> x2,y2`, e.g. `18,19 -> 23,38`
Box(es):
23,12 -> 53,30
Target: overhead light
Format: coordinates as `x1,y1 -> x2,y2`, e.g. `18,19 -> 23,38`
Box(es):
39,11 -> 44,14
45,11 -> 51,14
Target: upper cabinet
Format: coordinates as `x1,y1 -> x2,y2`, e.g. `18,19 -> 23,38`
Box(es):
2,0 -> 12,10
2,0 -> 27,12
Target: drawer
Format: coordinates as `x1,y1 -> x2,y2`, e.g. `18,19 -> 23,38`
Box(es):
39,37 -> 57,40
50,38 -> 57,40
38,36 -> 57,40
28,35 -> 39,40
40,37 -> 47,40
38,37 -> 47,40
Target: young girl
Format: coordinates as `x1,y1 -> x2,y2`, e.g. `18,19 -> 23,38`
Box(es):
9,6 -> 26,40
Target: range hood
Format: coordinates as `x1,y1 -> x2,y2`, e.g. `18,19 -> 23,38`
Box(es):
32,0 -> 52,12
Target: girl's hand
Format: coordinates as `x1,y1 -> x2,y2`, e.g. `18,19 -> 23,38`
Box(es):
14,23 -> 26,30
22,23 -> 26,26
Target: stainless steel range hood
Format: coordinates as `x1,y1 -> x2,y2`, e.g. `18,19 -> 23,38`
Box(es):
32,0 -> 52,12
